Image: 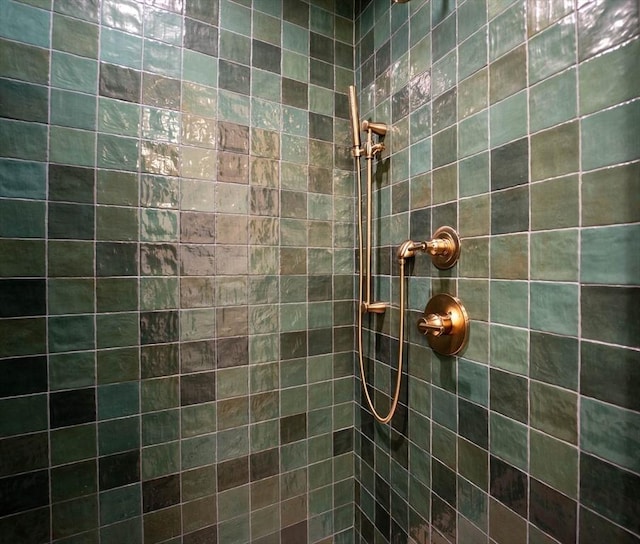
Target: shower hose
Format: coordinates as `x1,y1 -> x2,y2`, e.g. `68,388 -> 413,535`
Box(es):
355,156 -> 406,424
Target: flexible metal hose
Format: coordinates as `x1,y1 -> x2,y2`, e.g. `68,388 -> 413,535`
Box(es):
355,156 -> 406,424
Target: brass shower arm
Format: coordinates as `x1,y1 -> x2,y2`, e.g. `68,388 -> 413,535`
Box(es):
396,226 -> 461,269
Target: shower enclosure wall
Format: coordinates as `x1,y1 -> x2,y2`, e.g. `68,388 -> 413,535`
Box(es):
0,0 -> 638,543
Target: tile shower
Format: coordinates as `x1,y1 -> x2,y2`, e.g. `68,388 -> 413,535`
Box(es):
0,2 -> 637,544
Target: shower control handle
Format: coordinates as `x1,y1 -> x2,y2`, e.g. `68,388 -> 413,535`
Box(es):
419,294 -> 469,356
417,313 -> 452,337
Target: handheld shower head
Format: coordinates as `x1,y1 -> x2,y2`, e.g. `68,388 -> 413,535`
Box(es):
362,120 -> 388,137
348,85 -> 362,154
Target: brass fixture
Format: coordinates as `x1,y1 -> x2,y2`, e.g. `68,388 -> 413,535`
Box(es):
418,294 -> 469,356
397,226 -> 461,269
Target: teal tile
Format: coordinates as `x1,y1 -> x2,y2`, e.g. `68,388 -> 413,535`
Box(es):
99,484 -> 141,525
490,280 -> 528,327
49,314 -> 95,352
182,434 -> 216,469
458,359 -> 489,407
282,51 -> 308,82
220,0 -> 251,35
310,5 -> 334,36
459,110 -> 488,158
0,199 -> 45,238
459,0 -> 487,42
283,21 -> 309,54
51,51 -> 98,93
458,28 -> 488,81
50,126 -> 96,167
530,429 -> 578,498
98,98 -> 140,137
530,282 -> 579,336
582,99 -> 640,171
98,134 -> 139,171
217,90 -> 249,125
102,0 -> 143,34
460,152 -> 490,197
490,324 -> 528,375
0,159 -> 46,199
98,382 -> 139,420
489,90 -> 527,148
579,38 -> 640,115
0,119 -> 47,161
529,67 -> 577,131
490,413 -> 528,470
252,69 -> 281,102
528,14 -> 576,84
581,224 -> 640,286
183,50 -> 218,87
0,0 -> 51,48
100,27 -> 142,69
581,397 -> 640,474
531,230 -> 578,281
489,1 -> 525,60
527,0 -> 574,35
144,7 -> 182,45
51,89 -> 97,131
143,39 -> 181,78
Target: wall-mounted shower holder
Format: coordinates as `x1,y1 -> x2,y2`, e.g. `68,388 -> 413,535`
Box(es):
418,294 -> 469,356
396,226 -> 461,269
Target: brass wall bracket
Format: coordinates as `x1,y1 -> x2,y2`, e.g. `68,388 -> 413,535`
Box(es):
418,294 -> 469,356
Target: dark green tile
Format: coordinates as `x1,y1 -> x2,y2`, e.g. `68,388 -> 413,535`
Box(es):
0,38 -> 49,84
51,460 -> 97,502
582,286 -> 640,348
52,495 -> 98,540
0,393 -> 47,437
581,397 -> 640,474
489,45 -> 526,104
96,278 -> 138,312
531,121 -> 579,180
96,312 -> 138,349
530,430 -> 578,498
0,78 -> 48,123
49,351 -> 95,390
491,234 -> 528,279
0,317 -> 46,358
49,279 -> 95,314
48,241 -> 94,277
98,416 -> 140,456
581,341 -> 640,411
98,347 -> 139,385
52,13 -> 99,58
531,175 -> 579,230
531,230 -> 578,281
491,186 -> 529,234
530,331 -> 578,390
582,162 -> 640,227
530,381 -> 577,444
50,423 -> 96,465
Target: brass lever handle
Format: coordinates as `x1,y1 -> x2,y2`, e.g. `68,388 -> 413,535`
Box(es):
418,294 -> 469,355
417,313 -> 452,337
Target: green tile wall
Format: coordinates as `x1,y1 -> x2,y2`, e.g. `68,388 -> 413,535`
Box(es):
354,0 -> 639,542
0,1 -> 356,543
